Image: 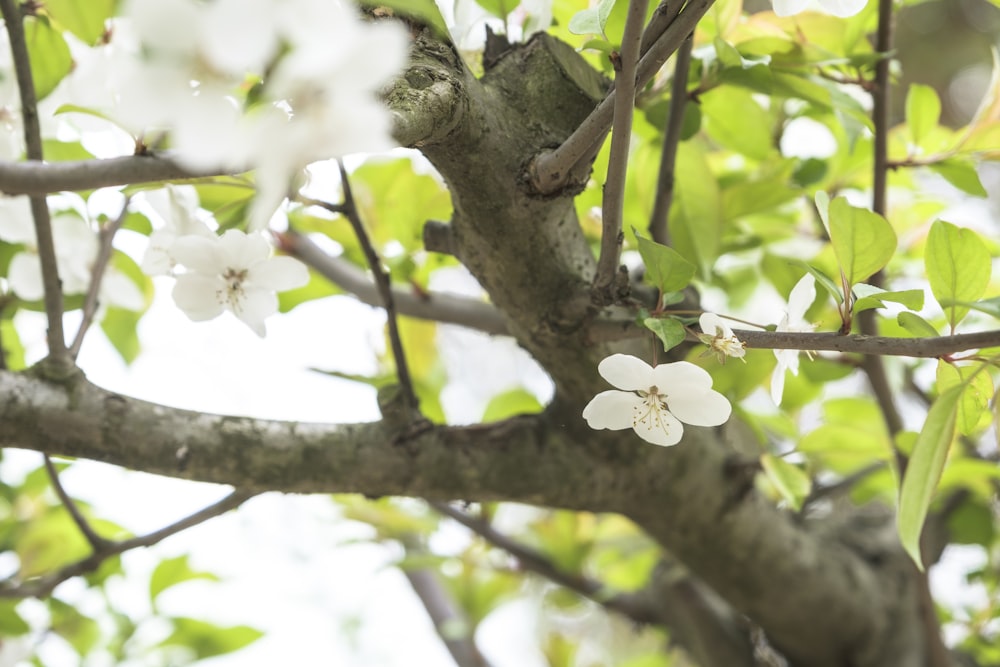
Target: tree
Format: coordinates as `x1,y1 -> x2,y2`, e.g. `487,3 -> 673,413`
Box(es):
1,0 -> 999,665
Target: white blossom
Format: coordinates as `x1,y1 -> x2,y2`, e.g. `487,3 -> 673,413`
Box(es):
0,197 -> 143,310
169,229 -> 308,337
140,185 -> 214,276
583,354 -> 732,447
113,0 -> 409,231
771,274 -> 817,405
698,312 -> 746,364
771,0 -> 868,17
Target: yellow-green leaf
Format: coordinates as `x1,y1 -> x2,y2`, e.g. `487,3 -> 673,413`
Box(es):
905,84 -> 941,148
925,220 -> 991,330
828,197 -> 896,287
24,16 -> 72,100
634,230 -> 696,293
760,454 -> 812,511
897,384 -> 963,570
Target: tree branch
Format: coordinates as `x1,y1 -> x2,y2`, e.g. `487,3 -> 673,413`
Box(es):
0,153 -> 228,196
592,0 -> 647,301
401,537 -> 492,667
0,0 -> 68,364
69,198 -> 129,358
529,0 -> 714,195
275,230 -> 509,335
648,34 -> 692,246
0,487 -> 255,598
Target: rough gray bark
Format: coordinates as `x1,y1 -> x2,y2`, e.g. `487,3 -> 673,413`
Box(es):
0,25 -> 945,667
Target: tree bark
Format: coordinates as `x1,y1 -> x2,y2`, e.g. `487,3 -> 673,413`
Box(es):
0,25 -> 942,667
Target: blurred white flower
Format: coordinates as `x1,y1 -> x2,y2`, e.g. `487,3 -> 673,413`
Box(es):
0,197 -> 144,310
771,0 -> 868,17
771,274 -> 817,405
698,312 -> 746,364
113,0 -> 409,231
170,229 -> 308,336
583,354 -> 732,447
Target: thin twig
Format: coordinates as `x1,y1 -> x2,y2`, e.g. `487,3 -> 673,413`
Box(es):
323,163 -> 419,412
43,454 -> 109,551
277,230 -> 509,335
430,502 -> 660,624
0,153 -> 231,196
860,0 -> 904,458
69,198 -> 130,358
592,0 -> 648,300
0,0 -> 68,363
648,34 -> 693,246
0,488 -> 256,599
401,537 -> 492,667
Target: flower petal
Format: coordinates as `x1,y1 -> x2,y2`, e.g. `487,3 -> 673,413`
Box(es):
172,274 -> 225,321
7,252 -> 44,301
652,360 -> 714,393
699,312 -> 733,338
172,235 -> 223,274
597,354 -> 655,391
818,0 -> 867,17
247,256 -> 309,291
771,365 -> 787,406
583,390 -> 643,431
232,287 -> 277,337
666,388 -> 732,427
631,401 -> 684,447
771,0 -> 808,15
786,274 -> 816,325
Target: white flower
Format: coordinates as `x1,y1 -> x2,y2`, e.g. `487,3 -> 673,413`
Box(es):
140,185 -> 214,276
583,354 -> 732,447
698,312 -> 746,364
771,274 -> 817,405
771,0 -> 868,17
170,229 -> 308,336
0,198 -> 143,310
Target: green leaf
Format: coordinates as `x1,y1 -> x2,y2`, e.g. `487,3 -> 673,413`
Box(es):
947,295 -> 1000,320
49,598 -> 100,655
149,555 -> 221,605
41,139 -> 95,162
925,220 -> 991,330
475,0 -> 519,18
568,0 -> 617,35
356,0 -> 449,36
633,230 -> 696,293
44,0 -> 115,44
897,311 -> 939,337
760,454 -> 811,511
0,319 -> 26,371
482,388 -> 543,422
643,317 -> 686,352
905,83 -> 941,148
700,85 -> 773,160
24,16 -> 73,100
160,618 -> 264,660
828,196 -> 896,287
936,362 -> 994,437
0,600 -> 30,636
929,159 -> 988,198
851,284 -> 924,313
100,307 -> 142,365
669,141 -> 723,280
897,384 -> 963,570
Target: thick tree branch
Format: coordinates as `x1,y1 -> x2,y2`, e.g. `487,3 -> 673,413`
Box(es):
276,230 -> 509,335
